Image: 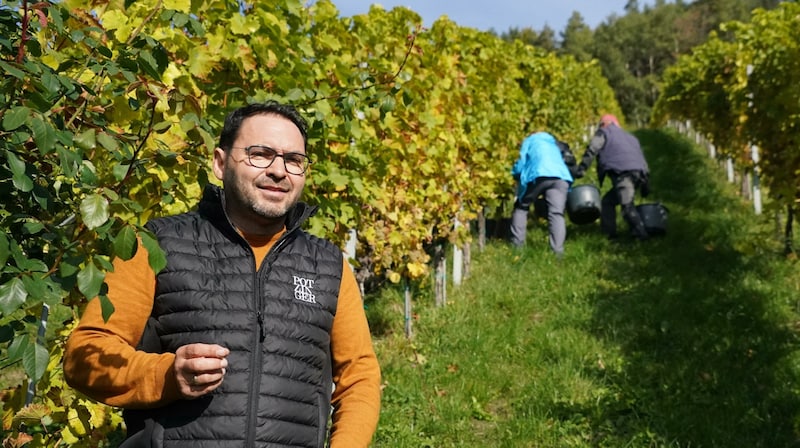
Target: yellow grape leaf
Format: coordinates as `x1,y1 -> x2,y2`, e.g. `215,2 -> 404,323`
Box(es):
101,10 -> 135,43
232,43 -> 258,72
163,0 -> 191,12
87,401 -> 107,428
329,142 -> 348,155
188,46 -> 218,78
39,52 -> 62,70
388,231 -> 403,246
61,424 -> 81,445
2,386 -> 26,430
258,11 -> 285,34
99,9 -> 128,31
406,261 -> 427,278
66,407 -> 87,436
230,14 -> 258,36
161,63 -> 183,88
14,403 -> 50,422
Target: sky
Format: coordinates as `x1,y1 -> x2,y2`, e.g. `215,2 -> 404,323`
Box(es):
329,1 -> 657,33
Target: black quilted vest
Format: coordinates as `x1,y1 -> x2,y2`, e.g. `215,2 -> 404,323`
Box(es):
597,125 -> 649,180
123,185 -> 342,448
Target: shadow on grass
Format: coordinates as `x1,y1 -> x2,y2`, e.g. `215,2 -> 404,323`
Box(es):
570,129 -> 800,446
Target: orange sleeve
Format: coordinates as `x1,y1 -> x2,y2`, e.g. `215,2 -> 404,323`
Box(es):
328,258 -> 382,448
63,243 -> 181,408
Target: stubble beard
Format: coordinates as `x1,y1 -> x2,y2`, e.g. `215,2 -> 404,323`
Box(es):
224,169 -> 296,223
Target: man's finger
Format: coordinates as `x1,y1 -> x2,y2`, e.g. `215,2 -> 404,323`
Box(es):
179,343 -> 230,359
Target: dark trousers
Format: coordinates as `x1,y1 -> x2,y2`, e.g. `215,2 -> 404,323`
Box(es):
601,172 -> 648,239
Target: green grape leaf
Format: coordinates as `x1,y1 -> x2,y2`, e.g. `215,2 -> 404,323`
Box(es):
0,234 -> 8,267
0,278 -> 28,315
113,225 -> 138,260
80,194 -> 109,230
98,294 -> 116,323
141,232 -> 166,274
77,262 -> 104,300
31,117 -> 56,154
22,341 -> 49,382
2,106 -> 30,130
0,61 -> 25,79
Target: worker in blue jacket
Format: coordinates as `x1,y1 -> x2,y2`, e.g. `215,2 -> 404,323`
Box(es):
510,131 -> 575,257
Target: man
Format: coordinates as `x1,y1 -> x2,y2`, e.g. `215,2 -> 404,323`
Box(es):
575,114 -> 650,241
63,102 -> 382,447
510,131 -> 575,257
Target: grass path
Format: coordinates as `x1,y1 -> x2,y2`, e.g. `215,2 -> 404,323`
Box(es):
367,128 -> 800,447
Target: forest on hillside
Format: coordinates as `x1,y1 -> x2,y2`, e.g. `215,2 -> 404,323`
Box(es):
499,0 -> 789,125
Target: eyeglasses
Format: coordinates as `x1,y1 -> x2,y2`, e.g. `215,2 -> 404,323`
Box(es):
235,145 -> 312,175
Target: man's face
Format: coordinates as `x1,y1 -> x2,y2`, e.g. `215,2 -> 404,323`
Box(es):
212,113 -> 307,235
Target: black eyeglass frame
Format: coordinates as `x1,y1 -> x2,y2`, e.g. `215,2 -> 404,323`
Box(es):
233,145 -> 312,175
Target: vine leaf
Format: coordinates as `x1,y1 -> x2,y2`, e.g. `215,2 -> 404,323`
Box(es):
22,341 -> 49,382
141,232 -> 167,274
80,194 -> 109,230
98,295 -> 116,323
0,278 -> 27,316
113,225 -> 138,261
6,150 -> 34,192
2,106 -> 29,130
77,262 -> 104,300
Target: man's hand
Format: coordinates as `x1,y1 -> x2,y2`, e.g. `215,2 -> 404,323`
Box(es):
173,344 -> 230,399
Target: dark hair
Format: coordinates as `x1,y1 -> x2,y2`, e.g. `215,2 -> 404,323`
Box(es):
218,101 -> 309,153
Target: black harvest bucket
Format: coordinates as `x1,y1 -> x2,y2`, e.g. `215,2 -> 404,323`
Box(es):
636,203 -> 669,235
567,184 -> 601,225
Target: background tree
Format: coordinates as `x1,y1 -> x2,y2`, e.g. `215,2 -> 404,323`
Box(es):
501,25 -> 556,52
559,12 -> 593,62
547,0 -> 786,124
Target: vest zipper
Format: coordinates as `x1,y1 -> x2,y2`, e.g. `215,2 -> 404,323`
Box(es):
257,311 -> 265,341
245,232 -> 293,446
246,260 -> 262,447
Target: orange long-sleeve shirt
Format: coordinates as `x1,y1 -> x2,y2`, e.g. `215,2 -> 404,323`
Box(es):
63,230 -> 381,447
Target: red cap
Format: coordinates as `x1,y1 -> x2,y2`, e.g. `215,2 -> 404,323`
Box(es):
599,114 -> 620,127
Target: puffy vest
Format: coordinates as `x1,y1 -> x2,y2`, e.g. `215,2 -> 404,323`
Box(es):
124,185 -> 343,448
597,125 -> 649,179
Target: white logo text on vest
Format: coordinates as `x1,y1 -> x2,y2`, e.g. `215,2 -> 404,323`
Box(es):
293,276 -> 317,304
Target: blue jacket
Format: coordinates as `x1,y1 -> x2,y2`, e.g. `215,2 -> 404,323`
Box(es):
511,132 -> 574,200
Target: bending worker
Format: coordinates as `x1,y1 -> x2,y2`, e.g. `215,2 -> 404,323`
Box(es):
575,114 -> 650,241
510,131 -> 575,257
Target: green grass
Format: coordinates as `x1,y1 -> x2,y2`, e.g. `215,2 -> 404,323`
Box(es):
366,129 -> 800,447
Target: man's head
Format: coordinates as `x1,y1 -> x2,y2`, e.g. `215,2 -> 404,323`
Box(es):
218,102 -> 308,153
599,114 -> 620,128
212,101 -> 310,235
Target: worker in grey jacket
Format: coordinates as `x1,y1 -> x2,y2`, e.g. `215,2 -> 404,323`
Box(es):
575,114 -> 650,241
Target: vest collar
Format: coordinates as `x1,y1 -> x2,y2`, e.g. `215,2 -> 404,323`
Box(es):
198,184 -> 317,236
